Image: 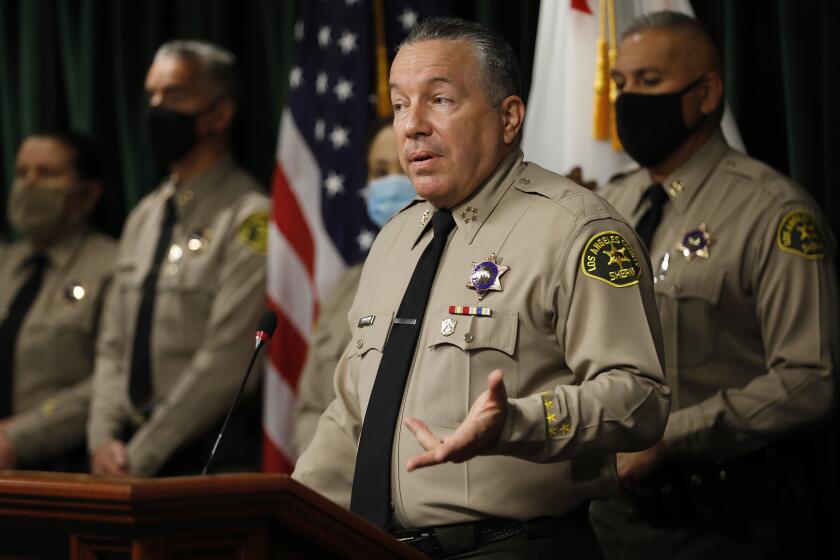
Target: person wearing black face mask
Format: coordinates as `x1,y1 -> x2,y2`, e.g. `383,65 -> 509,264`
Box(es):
88,40 -> 269,478
591,11 -> 838,560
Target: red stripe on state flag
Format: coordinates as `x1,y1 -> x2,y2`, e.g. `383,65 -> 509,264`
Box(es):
272,162 -> 316,280
570,0 -> 592,14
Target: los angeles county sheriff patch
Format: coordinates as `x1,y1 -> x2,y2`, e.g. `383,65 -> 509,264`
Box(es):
776,210 -> 825,260
236,211 -> 269,255
581,231 -> 642,287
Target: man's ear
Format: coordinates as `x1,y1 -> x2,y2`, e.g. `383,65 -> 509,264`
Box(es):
500,95 -> 525,145
700,72 -> 724,116
208,97 -> 237,133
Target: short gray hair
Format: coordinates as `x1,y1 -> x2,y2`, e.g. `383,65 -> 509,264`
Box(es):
398,17 -> 521,108
622,11 -> 722,73
155,40 -> 237,98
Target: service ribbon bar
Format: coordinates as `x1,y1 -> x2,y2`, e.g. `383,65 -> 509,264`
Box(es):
448,305 -> 492,317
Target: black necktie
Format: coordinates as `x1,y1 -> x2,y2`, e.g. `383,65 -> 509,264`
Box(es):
635,183 -> 669,249
350,209 -> 456,527
129,196 -> 177,413
0,254 -> 48,418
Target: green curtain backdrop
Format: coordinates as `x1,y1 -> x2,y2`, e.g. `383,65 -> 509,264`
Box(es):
0,0 -> 835,239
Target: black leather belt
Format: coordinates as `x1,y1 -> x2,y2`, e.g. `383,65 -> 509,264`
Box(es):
391,505 -> 589,559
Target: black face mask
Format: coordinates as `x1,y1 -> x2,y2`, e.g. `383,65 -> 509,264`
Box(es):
143,105 -> 203,167
615,76 -> 706,168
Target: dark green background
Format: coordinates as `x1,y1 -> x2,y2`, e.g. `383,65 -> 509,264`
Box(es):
1,0 -> 836,238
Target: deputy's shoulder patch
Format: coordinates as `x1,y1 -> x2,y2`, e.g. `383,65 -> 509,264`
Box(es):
236,210 -> 269,255
776,210 -> 825,260
581,231 -> 642,287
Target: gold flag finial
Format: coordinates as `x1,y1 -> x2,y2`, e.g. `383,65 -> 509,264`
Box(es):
373,0 -> 391,118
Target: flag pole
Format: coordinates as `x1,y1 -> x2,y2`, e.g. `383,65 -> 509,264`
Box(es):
373,0 -> 391,118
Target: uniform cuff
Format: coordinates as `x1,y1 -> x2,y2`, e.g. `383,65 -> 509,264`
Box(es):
491,395 -> 549,456
662,405 -> 710,458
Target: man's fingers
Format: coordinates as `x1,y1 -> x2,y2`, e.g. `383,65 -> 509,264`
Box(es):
406,443 -> 453,472
111,442 -> 127,467
404,417 -> 442,452
486,369 -> 507,402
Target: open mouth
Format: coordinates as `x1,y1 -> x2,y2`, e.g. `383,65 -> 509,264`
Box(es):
408,151 -> 436,164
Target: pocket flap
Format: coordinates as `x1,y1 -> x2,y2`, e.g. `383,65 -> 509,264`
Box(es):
427,307 -> 518,356
347,309 -> 394,357
675,268 -> 725,305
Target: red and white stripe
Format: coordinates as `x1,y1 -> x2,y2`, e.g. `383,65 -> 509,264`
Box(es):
263,109 -> 347,472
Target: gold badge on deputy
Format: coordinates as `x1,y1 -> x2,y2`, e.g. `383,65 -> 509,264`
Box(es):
776,210 -> 825,260
580,231 -> 641,287
466,253 -> 509,300
678,223 -> 713,261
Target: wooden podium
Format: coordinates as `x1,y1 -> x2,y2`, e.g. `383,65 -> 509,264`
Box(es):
0,471 -> 426,559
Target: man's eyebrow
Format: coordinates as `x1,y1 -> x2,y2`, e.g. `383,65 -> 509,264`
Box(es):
390,76 -> 455,90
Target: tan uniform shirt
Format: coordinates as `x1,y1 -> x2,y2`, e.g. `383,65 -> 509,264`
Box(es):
600,131 -> 838,460
0,230 -> 116,463
293,149 -> 670,527
88,155 -> 269,476
295,263 -> 363,454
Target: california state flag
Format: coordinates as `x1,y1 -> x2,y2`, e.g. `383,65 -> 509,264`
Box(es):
522,0 -> 744,186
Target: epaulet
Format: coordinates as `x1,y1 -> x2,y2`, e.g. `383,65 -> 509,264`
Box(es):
607,162 -> 642,184
718,151 -> 769,182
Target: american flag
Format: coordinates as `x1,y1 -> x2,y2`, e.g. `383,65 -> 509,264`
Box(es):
264,0 -> 448,473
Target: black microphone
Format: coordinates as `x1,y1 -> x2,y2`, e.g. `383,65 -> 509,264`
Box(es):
202,310 -> 277,475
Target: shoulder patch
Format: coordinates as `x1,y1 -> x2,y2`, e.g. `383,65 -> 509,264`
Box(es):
776,210 -> 825,260
581,231 -> 642,287
236,211 -> 269,255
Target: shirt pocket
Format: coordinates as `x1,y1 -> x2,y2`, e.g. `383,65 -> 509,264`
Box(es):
422,308 -> 519,428
346,309 -> 394,415
670,268 -> 726,367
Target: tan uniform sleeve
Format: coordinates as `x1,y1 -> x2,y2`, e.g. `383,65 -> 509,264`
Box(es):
88,265 -> 131,452
494,218 -> 670,461
125,202 -> 268,476
294,267 -> 360,454
6,378 -> 91,463
292,338 -> 362,509
664,204 -> 837,459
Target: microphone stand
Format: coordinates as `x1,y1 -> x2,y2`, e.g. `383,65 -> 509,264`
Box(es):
202,336 -> 269,475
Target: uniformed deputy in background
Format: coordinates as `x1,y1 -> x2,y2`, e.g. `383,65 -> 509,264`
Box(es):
294,119 -> 414,454
88,40 -> 269,477
590,12 -> 838,560
0,131 -> 115,471
293,17 -> 670,559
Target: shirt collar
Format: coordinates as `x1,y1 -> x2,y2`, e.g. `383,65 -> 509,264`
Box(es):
20,228 -> 86,272
410,148 -> 524,248
657,130 -> 729,214
166,153 -> 235,218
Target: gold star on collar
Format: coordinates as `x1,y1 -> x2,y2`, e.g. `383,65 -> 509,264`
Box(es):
460,206 -> 479,224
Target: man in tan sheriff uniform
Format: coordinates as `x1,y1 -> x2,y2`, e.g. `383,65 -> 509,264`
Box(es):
88,41 -> 268,477
0,131 -> 115,471
589,12 -> 838,559
293,18 -> 670,558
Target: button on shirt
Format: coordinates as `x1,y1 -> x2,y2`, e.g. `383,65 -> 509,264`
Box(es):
293,149 -> 670,527
600,131 -> 838,460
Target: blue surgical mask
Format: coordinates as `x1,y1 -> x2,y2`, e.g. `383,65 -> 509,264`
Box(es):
365,174 -> 416,228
